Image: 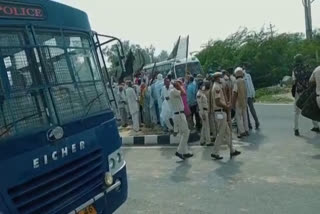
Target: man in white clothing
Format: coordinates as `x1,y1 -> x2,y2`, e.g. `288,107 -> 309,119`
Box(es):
170,80 -> 191,160
126,81 -> 140,132
118,83 -> 128,127
160,78 -> 174,132
243,65 -> 260,129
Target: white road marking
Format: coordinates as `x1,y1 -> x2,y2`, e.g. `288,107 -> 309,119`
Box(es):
122,140 -> 252,149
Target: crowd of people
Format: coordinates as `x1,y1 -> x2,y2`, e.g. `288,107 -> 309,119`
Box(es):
113,53 -> 320,161
114,64 -> 262,160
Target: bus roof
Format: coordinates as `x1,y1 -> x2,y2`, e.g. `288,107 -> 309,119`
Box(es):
143,57 -> 200,70
0,0 -> 91,31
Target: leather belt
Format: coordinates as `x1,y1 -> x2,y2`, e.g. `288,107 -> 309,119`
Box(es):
214,109 -> 226,113
317,94 -> 320,97
174,111 -> 185,115
203,108 -> 208,111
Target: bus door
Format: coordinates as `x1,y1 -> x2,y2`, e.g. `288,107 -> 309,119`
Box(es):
93,33 -> 126,113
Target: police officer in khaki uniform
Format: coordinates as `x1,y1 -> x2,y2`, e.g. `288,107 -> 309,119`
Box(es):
170,80 -> 192,160
208,75 -> 217,141
211,72 -> 241,160
197,82 -> 211,146
233,67 -> 249,138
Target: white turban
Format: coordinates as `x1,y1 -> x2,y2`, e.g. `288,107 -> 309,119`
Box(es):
157,74 -> 163,81
234,67 -> 244,77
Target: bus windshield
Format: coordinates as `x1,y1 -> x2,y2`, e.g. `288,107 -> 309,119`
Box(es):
0,29 -> 110,138
175,61 -> 202,78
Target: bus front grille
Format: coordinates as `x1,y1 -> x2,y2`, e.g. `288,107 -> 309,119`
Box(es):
7,149 -> 104,214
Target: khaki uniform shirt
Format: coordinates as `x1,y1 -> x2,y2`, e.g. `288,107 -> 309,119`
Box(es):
233,78 -> 247,109
211,82 -> 226,111
310,66 -> 320,95
197,90 -> 209,113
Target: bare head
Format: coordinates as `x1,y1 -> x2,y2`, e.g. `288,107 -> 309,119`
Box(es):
164,78 -> 170,88
126,81 -> 133,88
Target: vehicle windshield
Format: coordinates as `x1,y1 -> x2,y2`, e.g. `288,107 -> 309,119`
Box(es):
175,61 -> 202,78
0,29 -> 110,138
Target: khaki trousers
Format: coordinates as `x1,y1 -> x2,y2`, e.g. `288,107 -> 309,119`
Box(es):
200,111 -> 211,144
236,106 -> 249,134
209,112 -> 217,138
213,112 -> 234,155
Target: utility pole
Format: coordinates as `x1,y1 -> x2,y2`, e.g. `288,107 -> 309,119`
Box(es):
268,23 -> 276,38
302,0 -> 315,40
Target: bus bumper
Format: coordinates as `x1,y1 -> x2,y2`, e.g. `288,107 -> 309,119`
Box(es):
68,163 -> 128,214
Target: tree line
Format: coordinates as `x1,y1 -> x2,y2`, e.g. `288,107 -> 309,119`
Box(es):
103,41 -> 169,81
196,27 -> 320,89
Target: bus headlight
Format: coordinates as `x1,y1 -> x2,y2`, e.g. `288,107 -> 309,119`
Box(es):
108,148 -> 125,175
104,172 -> 113,186
116,152 -> 122,163
109,158 -> 115,169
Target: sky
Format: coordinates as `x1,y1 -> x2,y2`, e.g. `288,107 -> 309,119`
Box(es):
55,0 -> 320,54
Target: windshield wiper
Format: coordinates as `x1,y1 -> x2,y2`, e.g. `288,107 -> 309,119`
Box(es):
0,113 -> 40,138
83,93 -> 104,118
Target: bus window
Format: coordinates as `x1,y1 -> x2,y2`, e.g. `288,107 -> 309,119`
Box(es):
36,32 -> 108,123
175,62 -> 202,78
0,30 -> 51,137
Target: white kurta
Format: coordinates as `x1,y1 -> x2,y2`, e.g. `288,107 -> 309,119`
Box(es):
161,85 -> 174,130
126,87 -> 139,115
126,87 -> 140,131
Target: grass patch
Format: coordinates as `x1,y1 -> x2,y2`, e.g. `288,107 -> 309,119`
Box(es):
256,86 -> 294,104
257,95 -> 294,103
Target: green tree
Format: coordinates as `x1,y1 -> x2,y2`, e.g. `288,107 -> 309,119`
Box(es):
197,27 -> 320,88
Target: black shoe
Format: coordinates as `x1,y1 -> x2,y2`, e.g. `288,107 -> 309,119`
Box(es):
311,127 -> 320,133
245,131 -> 250,136
230,150 -> 241,159
295,129 -> 300,136
211,154 -> 223,160
207,143 -> 214,147
237,133 -> 246,139
184,153 -> 194,158
256,123 -> 260,130
249,125 -> 253,130
200,142 -> 205,146
175,152 -> 185,160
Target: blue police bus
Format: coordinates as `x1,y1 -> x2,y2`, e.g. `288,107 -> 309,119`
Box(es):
0,0 -> 128,214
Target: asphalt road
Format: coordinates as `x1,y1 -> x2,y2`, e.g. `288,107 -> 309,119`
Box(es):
116,104 -> 320,214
